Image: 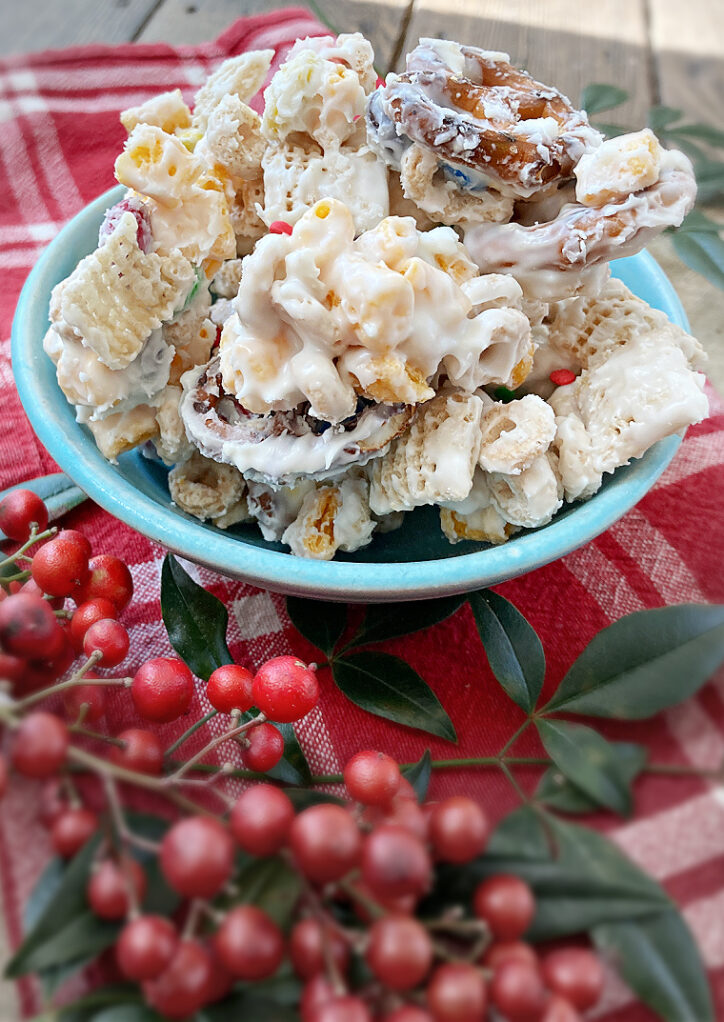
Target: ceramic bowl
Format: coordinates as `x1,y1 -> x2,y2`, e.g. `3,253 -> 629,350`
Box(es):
12,186 -> 688,602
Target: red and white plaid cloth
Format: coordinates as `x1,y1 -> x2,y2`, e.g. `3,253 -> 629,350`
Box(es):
1,11 -> 723,1019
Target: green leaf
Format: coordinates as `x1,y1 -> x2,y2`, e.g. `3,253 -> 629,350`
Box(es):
0,473 -> 87,541
402,750 -> 432,801
285,597 -> 347,657
670,123 -> 724,148
332,651 -> 456,741
92,1007 -> 163,1022
546,604 -> 724,718
6,835 -> 102,978
676,209 -> 723,234
486,805 -> 552,861
199,993 -> 297,1022
161,554 -> 232,680
647,104 -> 683,131
536,741 -> 647,813
354,594 -> 466,646
690,159 -> 724,203
536,719 -> 634,815
580,83 -> 629,114
468,590 -> 545,712
12,912 -> 118,974
24,858 -> 66,931
283,788 -> 346,811
594,911 -> 714,1022
269,723 -> 310,785
592,120 -> 628,138
233,856 -> 302,929
672,227 -> 724,291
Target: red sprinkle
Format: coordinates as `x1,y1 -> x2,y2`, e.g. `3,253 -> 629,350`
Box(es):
269,221 -> 293,235
550,369 -> 577,386
375,76 -> 385,88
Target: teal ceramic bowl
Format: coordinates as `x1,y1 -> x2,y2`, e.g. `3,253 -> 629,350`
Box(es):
12,186 -> 688,602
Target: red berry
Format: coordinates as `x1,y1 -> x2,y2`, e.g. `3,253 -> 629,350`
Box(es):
366,915 -> 433,991
160,816 -> 234,898
473,875 -> 536,941
203,945 -> 235,1004
88,857 -> 147,920
426,962 -> 487,1022
0,489 -> 48,541
549,369 -> 577,386
350,880 -> 417,923
0,755 -> 7,800
311,997 -> 372,1022
29,627 -> 75,682
0,593 -> 63,658
241,721 -> 284,772
252,655 -> 319,723
361,824 -> 431,901
117,915 -> 178,981
383,1010 -> 434,1022
541,996 -> 583,1022
76,554 -> 133,611
290,804 -> 362,884
344,750 -> 401,806
56,529 -> 92,559
20,577 -> 64,610
206,663 -> 254,714
541,948 -> 604,1011
230,784 -> 294,857
429,797 -> 489,864
490,960 -> 547,1022
38,778 -> 69,828
269,220 -> 293,235
110,728 -> 163,775
290,918 -> 350,980
0,651 -> 26,683
69,598 -> 117,651
301,975 -> 337,1022
83,618 -> 129,668
11,712 -> 68,778
483,941 -> 538,972
31,537 -> 90,597
215,905 -> 285,980
143,940 -> 213,1019
376,76 -> 385,88
51,808 -> 98,858
63,679 -> 106,723
132,657 -> 194,723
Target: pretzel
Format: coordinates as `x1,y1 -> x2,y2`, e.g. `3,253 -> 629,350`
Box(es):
550,312 -> 708,501
463,149 -> 697,300
246,480 -> 316,541
50,212 -> 195,371
282,475 -> 375,558
168,451 -> 248,523
121,90 -> 191,135
478,394 -> 556,475
368,388 -> 483,514
367,39 -> 601,200
192,50 -> 274,131
179,356 -> 413,486
489,452 -> 563,528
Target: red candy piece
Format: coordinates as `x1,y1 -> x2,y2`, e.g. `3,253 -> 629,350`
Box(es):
269,221 -> 293,235
376,76 -> 385,88
550,369 -> 577,386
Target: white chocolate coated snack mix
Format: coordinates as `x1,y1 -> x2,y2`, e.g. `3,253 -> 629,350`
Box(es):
46,32 -> 708,559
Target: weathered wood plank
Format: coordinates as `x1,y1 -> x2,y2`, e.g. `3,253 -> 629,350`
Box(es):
402,0 -> 652,125
137,0 -> 409,75
0,0 -> 161,56
649,0 -> 724,131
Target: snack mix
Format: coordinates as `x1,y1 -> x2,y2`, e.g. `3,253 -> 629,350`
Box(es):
46,35 -> 709,559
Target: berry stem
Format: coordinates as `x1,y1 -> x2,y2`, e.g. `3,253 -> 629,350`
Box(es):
337,877 -> 385,920
500,761 -> 529,803
0,525 -> 56,570
497,717 -> 533,759
164,709 -> 218,757
165,713 -> 266,784
15,654 -> 129,710
69,725 -> 126,747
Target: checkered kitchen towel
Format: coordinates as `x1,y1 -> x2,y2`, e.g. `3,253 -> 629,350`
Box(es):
1,11 -> 724,1019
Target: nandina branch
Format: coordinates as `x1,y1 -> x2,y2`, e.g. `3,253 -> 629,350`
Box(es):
15,654 -> 131,710
166,713 -> 266,784
0,524 -> 56,572
164,709 -> 218,757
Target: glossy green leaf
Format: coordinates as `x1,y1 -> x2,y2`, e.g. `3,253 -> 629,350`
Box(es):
6,835 -> 102,978
92,1007 -> 163,1022
580,83 -> 629,114
689,159 -> 724,203
469,590 -> 545,712
402,750 -> 432,801
40,957 -> 97,999
354,594 -> 466,646
536,742 -> 647,813
285,597 -> 348,656
270,723 -> 311,785
546,604 -> 724,718
233,855 -> 302,929
486,805 -> 552,861
671,122 -> 724,148
536,719 -> 634,815
161,554 -> 232,680
647,105 -> 683,131
284,788 -> 346,811
24,858 -> 66,931
676,209 -> 723,234
12,912 -> 118,974
592,120 -> 628,138
199,993 -> 297,1022
333,652 -> 456,741
672,227 -> 724,291
0,473 -> 87,541
594,911 -> 714,1022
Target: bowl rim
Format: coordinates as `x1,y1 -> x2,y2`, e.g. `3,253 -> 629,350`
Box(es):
12,185 -> 688,602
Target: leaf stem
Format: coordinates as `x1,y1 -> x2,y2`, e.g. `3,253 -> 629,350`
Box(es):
69,725 -> 126,748
498,717 -> 533,758
164,709 -> 218,757
500,761 -> 529,803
